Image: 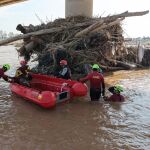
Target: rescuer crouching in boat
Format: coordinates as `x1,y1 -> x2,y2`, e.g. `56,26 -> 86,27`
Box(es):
14,60 -> 32,87
104,85 -> 125,102
56,59 -> 71,80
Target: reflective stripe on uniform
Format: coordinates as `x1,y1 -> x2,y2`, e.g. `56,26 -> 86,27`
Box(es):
15,70 -> 23,77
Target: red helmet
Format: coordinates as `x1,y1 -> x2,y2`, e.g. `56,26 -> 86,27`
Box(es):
60,60 -> 67,65
20,60 -> 27,66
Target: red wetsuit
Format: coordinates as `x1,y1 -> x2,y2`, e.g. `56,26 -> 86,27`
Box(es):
80,71 -> 105,100
0,68 -> 8,81
80,71 -> 105,89
107,94 -> 124,102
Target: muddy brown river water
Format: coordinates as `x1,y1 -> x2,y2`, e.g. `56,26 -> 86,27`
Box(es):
0,46 -> 150,150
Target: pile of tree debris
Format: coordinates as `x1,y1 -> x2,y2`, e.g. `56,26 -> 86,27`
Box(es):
0,10 -> 149,75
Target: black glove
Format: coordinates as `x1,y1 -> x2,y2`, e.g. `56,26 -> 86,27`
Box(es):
8,78 -> 14,83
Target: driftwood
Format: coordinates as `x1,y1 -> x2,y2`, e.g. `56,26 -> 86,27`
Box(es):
105,56 -> 144,69
91,17 -> 125,34
100,64 -> 124,71
0,10 -> 149,74
106,58 -> 136,69
0,28 -> 64,46
0,10 -> 149,46
75,20 -> 104,37
75,17 -> 124,37
102,10 -> 149,21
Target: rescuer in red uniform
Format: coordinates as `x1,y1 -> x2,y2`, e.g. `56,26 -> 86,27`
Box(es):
0,64 -> 12,82
79,64 -> 105,101
104,85 -> 125,102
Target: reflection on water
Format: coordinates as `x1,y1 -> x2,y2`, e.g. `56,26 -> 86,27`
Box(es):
0,46 -> 150,150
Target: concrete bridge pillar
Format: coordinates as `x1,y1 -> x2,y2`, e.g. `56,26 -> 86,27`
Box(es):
65,0 -> 93,18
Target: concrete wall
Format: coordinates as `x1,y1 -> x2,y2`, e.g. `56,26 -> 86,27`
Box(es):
65,0 -> 93,18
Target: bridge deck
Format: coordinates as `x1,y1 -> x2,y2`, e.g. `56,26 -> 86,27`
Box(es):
0,0 -> 27,7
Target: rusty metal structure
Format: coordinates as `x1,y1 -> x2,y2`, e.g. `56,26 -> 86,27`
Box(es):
0,0 -> 27,7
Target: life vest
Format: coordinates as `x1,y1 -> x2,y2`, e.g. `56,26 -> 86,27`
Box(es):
59,66 -> 71,80
15,66 -> 30,78
15,69 -> 23,77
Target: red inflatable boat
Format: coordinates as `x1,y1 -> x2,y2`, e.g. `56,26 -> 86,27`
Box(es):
10,74 -> 88,108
